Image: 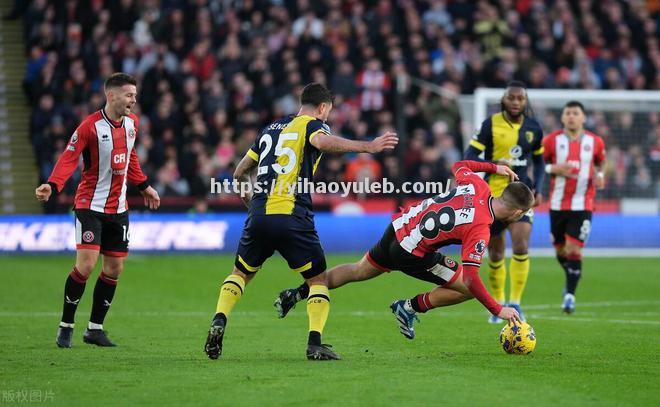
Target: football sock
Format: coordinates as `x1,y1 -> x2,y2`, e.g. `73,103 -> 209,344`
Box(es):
296,282 -> 310,301
89,271 -> 118,326
409,293 -> 432,313
557,253 -> 569,289
564,254 -> 582,295
307,285 -> 330,346
509,254 -> 530,304
215,274 -> 246,317
487,259 -> 506,304
61,267 -> 88,326
556,253 -> 567,269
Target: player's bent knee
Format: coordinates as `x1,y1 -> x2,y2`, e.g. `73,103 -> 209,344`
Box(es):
103,265 -> 123,278
231,267 -> 254,284
75,260 -> 97,277
564,245 -> 582,258
488,248 -> 505,262
305,271 -> 328,287
511,242 -> 529,255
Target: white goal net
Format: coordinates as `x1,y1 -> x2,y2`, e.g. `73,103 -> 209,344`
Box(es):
472,89 -> 660,204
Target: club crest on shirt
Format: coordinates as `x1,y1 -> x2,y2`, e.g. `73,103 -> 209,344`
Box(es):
128,128 -> 136,139
583,143 -> 591,152
525,131 -> 534,143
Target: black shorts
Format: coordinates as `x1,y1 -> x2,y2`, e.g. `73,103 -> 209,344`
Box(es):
550,210 -> 592,247
75,209 -> 129,257
235,214 -> 326,279
366,224 -> 460,286
490,209 -> 534,236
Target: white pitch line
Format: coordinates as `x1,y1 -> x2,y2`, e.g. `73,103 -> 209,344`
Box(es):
529,315 -> 660,326
1,299 -> 659,320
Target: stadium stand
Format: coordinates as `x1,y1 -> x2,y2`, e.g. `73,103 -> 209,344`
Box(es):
18,0 -> 660,212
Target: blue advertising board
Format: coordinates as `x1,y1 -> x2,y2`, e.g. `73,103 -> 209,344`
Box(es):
0,213 -> 658,254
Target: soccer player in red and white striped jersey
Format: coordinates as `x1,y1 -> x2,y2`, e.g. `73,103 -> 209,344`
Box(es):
275,160 -> 535,340
35,73 -> 160,348
542,101 -> 606,313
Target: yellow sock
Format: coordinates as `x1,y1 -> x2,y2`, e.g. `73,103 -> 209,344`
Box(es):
307,285 -> 330,335
488,259 -> 506,304
509,254 -> 530,304
215,274 -> 245,316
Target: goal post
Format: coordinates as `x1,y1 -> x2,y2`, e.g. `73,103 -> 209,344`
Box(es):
473,88 -> 660,128
472,88 -> 660,205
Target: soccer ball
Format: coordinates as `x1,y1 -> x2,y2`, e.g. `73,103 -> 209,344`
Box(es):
499,321 -> 536,355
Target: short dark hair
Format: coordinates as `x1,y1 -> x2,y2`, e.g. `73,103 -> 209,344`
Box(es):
104,73 -> 137,90
563,100 -> 586,114
501,182 -> 535,210
300,83 -> 333,106
506,80 -> 527,90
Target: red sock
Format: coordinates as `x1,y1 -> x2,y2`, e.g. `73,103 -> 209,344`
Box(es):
411,292 -> 433,313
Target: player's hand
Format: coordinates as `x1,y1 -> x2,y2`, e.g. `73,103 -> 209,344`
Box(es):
553,163 -> 577,178
594,172 -> 605,190
496,165 -> 518,182
367,131 -> 398,153
140,186 -> 160,210
498,306 -> 521,323
533,192 -> 543,207
35,184 -> 52,202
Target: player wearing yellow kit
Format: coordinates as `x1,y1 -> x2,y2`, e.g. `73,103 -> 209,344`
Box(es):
204,83 -> 398,360
464,81 -> 544,322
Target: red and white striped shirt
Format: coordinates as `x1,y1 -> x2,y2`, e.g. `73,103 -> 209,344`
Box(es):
542,130 -> 605,211
47,110 -> 148,214
390,160 -> 502,315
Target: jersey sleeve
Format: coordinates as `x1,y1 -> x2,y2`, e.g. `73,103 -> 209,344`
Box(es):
452,160 -> 497,184
532,126 -> 544,156
126,115 -> 149,189
461,229 -> 503,315
306,119 -> 332,144
594,136 -> 606,165
247,138 -> 260,161
468,118 -> 492,153
542,134 -> 555,163
47,124 -> 90,193
127,147 -> 149,189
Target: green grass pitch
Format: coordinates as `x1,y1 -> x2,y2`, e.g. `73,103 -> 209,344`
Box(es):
1,254 -> 659,406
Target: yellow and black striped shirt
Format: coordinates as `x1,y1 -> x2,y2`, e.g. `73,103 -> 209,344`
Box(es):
466,112 -> 544,197
247,114 -> 329,216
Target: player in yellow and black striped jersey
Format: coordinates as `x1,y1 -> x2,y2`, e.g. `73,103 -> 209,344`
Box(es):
464,81 -> 545,323
204,83 -> 398,361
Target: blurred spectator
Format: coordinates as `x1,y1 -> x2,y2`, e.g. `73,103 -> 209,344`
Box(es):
21,0 -> 659,210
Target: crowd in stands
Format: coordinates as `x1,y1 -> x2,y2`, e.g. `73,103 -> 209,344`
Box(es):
20,0 -> 660,209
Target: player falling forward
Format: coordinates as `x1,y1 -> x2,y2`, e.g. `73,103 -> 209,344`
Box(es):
542,101 -> 606,313
464,81 -> 545,323
204,83 -> 398,361
275,160 -> 532,339
35,73 -> 161,348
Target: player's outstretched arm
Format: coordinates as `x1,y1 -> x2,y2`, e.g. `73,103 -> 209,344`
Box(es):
452,160 -> 518,182
310,131 -> 398,154
38,128 -> 90,202
234,153 -> 258,207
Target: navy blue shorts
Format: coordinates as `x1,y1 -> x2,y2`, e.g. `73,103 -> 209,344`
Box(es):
235,214 -> 326,279
490,209 -> 534,236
